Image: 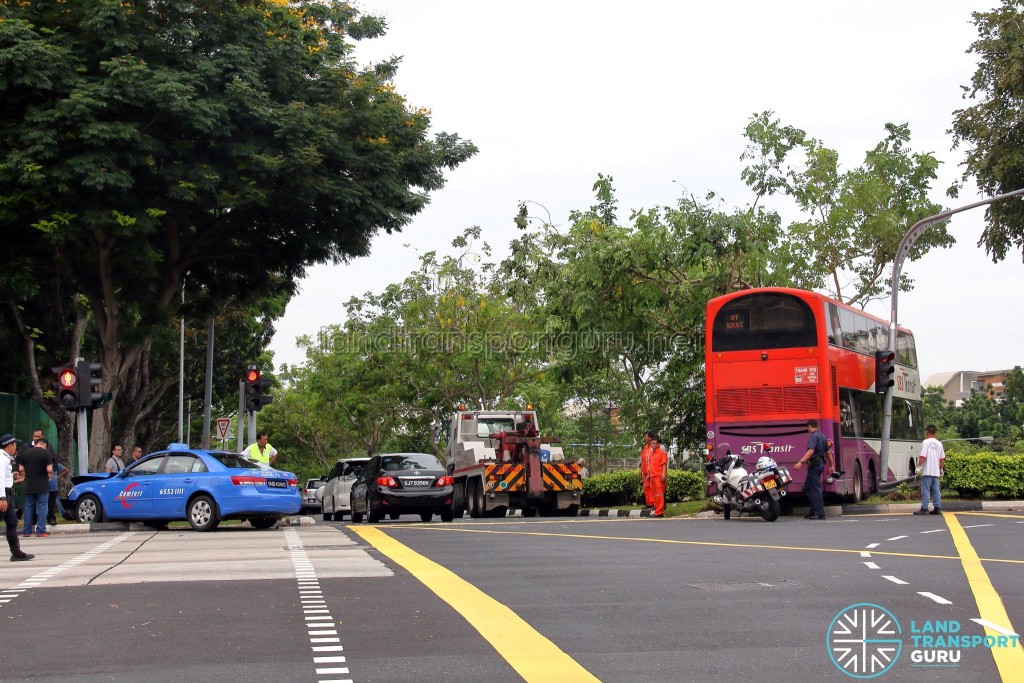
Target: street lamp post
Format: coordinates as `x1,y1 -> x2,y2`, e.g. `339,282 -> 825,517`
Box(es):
879,187 -> 1024,482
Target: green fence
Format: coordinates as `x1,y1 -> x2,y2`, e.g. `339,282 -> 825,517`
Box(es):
0,393 -> 64,512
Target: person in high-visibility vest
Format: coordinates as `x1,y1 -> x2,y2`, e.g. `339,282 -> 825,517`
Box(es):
241,432 -> 277,467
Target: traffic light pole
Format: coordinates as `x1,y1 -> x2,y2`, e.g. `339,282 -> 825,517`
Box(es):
879,187 -> 1024,483
237,380 -> 245,452
247,410 -> 257,446
76,408 -> 89,474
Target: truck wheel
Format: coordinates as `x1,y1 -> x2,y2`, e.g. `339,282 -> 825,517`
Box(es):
560,504 -> 579,517
468,480 -> 483,518
484,506 -> 507,518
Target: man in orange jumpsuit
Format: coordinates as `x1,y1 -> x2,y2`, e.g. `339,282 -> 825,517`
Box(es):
647,434 -> 669,518
639,431 -> 655,509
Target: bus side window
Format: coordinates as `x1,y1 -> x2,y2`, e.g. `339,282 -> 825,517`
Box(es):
826,303 -> 842,346
896,331 -> 918,368
839,308 -> 857,350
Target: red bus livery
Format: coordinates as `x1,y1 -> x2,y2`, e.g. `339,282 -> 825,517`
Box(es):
705,288 -> 921,504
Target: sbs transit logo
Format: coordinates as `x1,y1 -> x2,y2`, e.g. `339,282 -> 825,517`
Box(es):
827,603 -> 902,678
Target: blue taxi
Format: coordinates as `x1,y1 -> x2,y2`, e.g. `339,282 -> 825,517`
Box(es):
62,444 -> 301,531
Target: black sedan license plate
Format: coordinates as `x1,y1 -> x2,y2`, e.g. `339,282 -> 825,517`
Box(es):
266,479 -> 287,488
403,480 -> 431,487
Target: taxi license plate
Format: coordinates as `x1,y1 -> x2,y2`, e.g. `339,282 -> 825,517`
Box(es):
403,480 -> 430,487
266,479 -> 287,488
763,478 -> 776,489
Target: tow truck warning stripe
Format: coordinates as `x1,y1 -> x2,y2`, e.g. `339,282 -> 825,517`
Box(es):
350,525 -> 599,683
942,511 -> 1024,680
541,466 -> 581,491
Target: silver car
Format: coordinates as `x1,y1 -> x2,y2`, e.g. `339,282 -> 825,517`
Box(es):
320,458 -> 370,521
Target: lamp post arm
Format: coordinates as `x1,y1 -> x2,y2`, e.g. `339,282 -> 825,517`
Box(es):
880,187 -> 1024,482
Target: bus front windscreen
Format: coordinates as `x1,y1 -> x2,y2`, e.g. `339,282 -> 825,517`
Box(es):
712,292 -> 818,352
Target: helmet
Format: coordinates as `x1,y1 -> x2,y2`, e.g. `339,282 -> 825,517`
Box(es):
755,455 -> 777,471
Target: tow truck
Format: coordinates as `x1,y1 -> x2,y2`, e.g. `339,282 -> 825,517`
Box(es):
448,407 -> 582,517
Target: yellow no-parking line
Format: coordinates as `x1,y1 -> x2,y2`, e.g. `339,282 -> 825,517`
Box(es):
942,512 -> 1024,682
350,525 -> 600,683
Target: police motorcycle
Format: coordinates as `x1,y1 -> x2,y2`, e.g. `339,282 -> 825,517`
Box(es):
705,443 -> 793,522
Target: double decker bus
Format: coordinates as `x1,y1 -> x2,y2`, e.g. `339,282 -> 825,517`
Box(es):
705,288 -> 922,503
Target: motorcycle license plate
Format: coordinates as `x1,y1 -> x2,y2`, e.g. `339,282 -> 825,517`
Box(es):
763,479 -> 776,489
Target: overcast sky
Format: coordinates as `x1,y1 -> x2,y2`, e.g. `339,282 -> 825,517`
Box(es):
268,1 -> 1023,383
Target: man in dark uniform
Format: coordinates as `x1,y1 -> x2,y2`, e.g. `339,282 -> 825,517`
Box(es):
1,434 -> 34,561
793,419 -> 827,520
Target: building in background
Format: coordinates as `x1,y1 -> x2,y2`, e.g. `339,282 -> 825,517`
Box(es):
924,369 -> 1015,406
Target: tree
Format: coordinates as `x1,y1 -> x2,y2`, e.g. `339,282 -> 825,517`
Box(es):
741,111 -> 950,307
499,176 -> 779,451
0,0 -> 475,468
951,1 -> 1024,261
261,227 -> 550,474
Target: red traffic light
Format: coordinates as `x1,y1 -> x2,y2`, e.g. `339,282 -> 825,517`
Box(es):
59,368 -> 77,388
245,368 -> 260,383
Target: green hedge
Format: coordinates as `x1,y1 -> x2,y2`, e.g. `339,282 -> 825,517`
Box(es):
943,452 -> 1024,498
581,469 -> 707,507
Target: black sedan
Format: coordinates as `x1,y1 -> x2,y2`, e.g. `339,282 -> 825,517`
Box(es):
350,453 -> 455,523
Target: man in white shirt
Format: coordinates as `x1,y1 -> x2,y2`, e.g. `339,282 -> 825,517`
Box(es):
914,425 -> 946,516
1,434 -> 34,561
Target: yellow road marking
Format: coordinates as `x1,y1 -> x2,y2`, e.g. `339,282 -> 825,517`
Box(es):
350,525 -> 600,683
954,511 -> 1024,520
942,512 -> 1024,682
396,524 -> 1024,565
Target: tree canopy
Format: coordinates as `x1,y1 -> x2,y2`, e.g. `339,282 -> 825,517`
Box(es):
0,0 -> 475,467
951,0 -> 1024,261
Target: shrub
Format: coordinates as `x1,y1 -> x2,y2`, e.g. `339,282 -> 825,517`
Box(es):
582,469 -> 707,507
943,452 -> 1024,498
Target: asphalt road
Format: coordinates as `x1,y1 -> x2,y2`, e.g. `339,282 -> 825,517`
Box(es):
3,512 -> 1022,682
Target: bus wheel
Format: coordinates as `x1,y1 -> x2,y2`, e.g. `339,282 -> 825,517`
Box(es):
849,462 -> 863,503
868,462 -> 878,496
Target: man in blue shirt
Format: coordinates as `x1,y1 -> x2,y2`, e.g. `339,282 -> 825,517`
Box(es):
793,419 -> 827,520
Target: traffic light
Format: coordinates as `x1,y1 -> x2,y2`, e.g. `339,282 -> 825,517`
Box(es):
51,365 -> 80,411
244,366 -> 274,412
875,350 -> 896,394
77,360 -> 104,408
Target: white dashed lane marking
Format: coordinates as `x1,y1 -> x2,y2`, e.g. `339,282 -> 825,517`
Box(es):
863,562 -> 880,569
886,535 -> 908,541
1,533 -> 135,607
918,592 -> 953,605
865,543 -> 879,548
283,528 -> 353,683
960,524 -> 993,530
921,529 -> 945,534
882,575 -> 909,585
971,619 -> 1020,637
